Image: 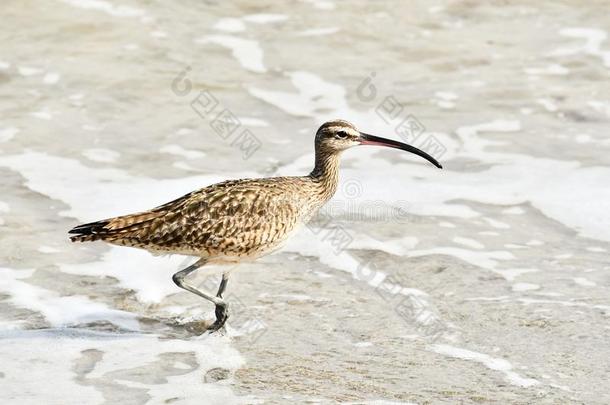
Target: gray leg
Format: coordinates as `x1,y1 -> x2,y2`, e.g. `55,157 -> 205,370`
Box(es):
216,273 -> 229,298
172,259 -> 229,331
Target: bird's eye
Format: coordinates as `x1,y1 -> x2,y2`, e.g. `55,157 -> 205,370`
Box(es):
335,131 -> 349,139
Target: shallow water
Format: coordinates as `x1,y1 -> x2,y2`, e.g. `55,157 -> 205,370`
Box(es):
1,0 -> 609,403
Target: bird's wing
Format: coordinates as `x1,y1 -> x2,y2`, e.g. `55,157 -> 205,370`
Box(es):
70,178 -> 303,256
145,178 -> 302,254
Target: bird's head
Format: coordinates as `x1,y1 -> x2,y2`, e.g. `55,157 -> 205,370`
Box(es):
315,119 -> 442,168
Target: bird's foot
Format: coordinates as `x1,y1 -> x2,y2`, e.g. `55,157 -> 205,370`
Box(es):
206,302 -> 229,333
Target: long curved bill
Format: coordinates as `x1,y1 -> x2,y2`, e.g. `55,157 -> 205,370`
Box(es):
359,133 -> 443,169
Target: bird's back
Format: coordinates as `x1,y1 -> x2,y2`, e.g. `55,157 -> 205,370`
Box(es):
69,176 -> 325,262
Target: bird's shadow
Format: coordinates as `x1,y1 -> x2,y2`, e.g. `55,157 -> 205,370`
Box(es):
137,315 -> 222,338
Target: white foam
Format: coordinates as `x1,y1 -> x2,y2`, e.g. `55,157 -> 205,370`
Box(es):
353,341 -> 373,348
243,14 -> 288,24
534,292 -> 563,298
252,72 -> 610,242
504,244 -> 528,249
18,66 -> 42,76
283,228 -> 383,286
30,110 -> 53,120
512,283 -> 540,292
0,151 -> 254,221
408,247 -> 513,272
554,27 -> 610,68
82,148 -> 120,163
588,100 -> 610,117
344,400 -> 416,405
573,277 -> 596,287
454,122 -> 610,241
0,152 -> 256,302
252,73 -> 610,242
574,134 -> 593,144
428,344 -> 540,387
172,161 -> 199,172
537,98 -> 558,112
452,236 -> 484,249
304,0 -> 335,10
517,297 -> 610,311
213,18 -> 246,33
456,119 -> 521,138
176,127 -> 193,136
477,225 -> 499,232
122,43 -> 139,51
139,15 -> 154,24
284,228 -> 451,342
249,71 -> 348,118
482,217 -> 510,229
0,127 -> 19,142
59,0 -> 145,18
435,91 -> 458,101
143,336 -> 246,402
465,296 -> 509,302
0,201 -> 8,226
213,14 -> 286,35
347,234 -> 419,256
433,92 -> 458,108
311,270 -> 333,278
502,207 -> 525,215
500,268 -> 539,282
296,27 -> 340,37
524,64 -> 569,75
238,117 -> 269,127
0,330 -> 245,404
408,246 -> 537,281
0,267 -> 138,329
38,245 -> 61,254
435,100 -> 455,109
0,60 -> 10,70
150,30 -> 168,38
62,249 -> 197,303
43,72 -> 60,85
520,107 -> 533,115
196,35 -> 266,73
0,332 -> 103,402
160,144 -> 206,160
282,229 -> 441,335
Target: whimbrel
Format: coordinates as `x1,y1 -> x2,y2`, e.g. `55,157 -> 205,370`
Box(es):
69,120 -> 442,331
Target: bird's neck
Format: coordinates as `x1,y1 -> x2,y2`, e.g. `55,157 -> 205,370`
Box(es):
308,149 -> 341,201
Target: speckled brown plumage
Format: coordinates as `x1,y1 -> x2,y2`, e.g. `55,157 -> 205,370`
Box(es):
70,175 -> 333,262
69,121 -> 359,262
69,119 -> 441,332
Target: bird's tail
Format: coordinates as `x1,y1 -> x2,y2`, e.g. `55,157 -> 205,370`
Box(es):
68,211 -> 162,243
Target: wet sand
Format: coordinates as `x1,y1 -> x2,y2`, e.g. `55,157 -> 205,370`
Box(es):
1,0 -> 609,403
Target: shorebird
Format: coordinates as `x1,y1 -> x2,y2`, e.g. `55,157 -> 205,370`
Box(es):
69,120 -> 441,331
